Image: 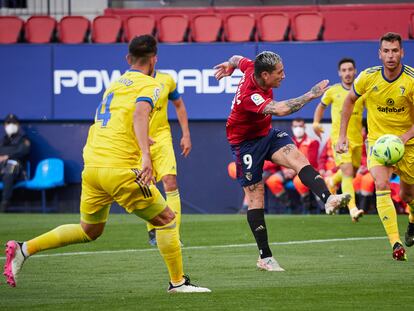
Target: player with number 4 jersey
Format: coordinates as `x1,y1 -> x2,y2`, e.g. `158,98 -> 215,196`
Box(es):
214,52 -> 351,272
3,35 -> 210,293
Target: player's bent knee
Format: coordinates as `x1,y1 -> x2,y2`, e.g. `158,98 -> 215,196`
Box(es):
162,175 -> 178,192
375,180 -> 390,191
81,222 -> 105,241
150,206 -> 176,227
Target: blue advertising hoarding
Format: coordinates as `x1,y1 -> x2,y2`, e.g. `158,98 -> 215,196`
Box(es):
0,45 -> 53,120
1,41 -> 414,120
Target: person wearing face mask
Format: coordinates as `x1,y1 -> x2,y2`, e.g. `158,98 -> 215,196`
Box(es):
284,118 -> 320,214
0,114 -> 31,212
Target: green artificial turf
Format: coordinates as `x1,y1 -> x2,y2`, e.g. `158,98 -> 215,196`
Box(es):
1,214 -> 413,311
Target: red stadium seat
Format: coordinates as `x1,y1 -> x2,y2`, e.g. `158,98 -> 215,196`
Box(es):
0,16 -> 24,44
191,14 -> 222,42
224,14 -> 256,42
123,15 -> 155,42
257,13 -> 289,42
25,16 -> 57,43
92,15 -> 122,43
58,16 -> 90,44
158,15 -> 189,43
292,13 -> 323,41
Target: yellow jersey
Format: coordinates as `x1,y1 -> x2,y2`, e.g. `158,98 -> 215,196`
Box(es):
83,69 -> 161,168
321,83 -> 364,146
149,71 -> 180,141
353,65 -> 414,145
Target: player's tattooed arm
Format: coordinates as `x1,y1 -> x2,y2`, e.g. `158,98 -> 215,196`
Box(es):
228,55 -> 243,68
262,79 -> 330,116
214,55 -> 243,80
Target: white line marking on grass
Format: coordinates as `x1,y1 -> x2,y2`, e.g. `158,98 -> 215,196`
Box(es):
0,236 -> 386,260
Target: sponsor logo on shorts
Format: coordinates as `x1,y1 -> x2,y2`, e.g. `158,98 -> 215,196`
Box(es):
251,93 -> 265,106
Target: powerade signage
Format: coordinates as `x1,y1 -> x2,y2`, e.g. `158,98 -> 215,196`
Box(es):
53,69 -> 243,95
52,44 -> 255,120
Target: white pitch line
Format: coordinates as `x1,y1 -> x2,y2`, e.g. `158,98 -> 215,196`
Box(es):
0,236 -> 386,260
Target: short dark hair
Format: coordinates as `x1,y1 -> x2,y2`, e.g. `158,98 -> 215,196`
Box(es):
254,51 -> 282,78
292,118 -> 305,124
128,34 -> 157,65
338,58 -> 356,70
380,32 -> 402,48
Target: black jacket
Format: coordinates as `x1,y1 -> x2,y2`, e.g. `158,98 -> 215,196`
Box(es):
0,131 -> 30,165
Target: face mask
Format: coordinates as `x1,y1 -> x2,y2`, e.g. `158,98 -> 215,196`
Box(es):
292,126 -> 305,138
5,123 -> 18,136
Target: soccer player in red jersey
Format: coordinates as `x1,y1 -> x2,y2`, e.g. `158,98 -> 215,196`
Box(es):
214,52 -> 351,271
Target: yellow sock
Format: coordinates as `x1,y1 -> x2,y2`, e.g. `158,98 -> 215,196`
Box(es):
408,200 -> 414,224
26,224 -> 92,256
156,220 -> 184,284
166,190 -> 181,231
376,190 -> 401,246
147,189 -> 181,233
342,175 -> 356,209
332,170 -> 342,185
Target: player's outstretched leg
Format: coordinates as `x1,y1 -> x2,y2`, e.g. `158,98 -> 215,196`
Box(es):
3,223 -> 94,287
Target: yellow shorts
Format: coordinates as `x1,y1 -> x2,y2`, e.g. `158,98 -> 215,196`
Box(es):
150,136 -> 177,183
333,142 -> 362,167
80,167 -> 166,224
367,141 -> 414,184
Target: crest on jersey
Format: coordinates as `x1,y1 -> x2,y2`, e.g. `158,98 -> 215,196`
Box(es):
386,98 -> 395,106
400,86 -> 405,95
251,93 -> 265,106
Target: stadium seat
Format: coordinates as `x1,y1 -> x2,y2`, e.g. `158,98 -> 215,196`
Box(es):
158,15 -> 189,43
191,14 -> 222,42
58,16 -> 90,44
23,158 -> 65,213
291,13 -> 323,41
25,16 -> 57,43
92,15 -> 122,43
0,16 -> 24,44
123,15 -> 155,42
257,13 -> 289,42
224,14 -> 256,42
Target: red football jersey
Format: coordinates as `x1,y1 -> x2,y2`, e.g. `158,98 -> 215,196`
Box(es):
226,57 -> 273,145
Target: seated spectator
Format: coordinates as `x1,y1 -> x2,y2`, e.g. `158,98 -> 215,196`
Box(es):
0,114 -> 30,212
288,118 -> 320,214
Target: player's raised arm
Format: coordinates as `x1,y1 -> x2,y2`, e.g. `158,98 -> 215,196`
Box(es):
336,89 -> 358,153
214,55 -> 243,80
134,101 -> 154,185
262,79 -> 330,116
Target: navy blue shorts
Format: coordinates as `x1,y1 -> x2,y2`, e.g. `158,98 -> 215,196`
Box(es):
230,128 -> 294,187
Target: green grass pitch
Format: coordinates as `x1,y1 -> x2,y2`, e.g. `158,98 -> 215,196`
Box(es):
1,214 -> 414,311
